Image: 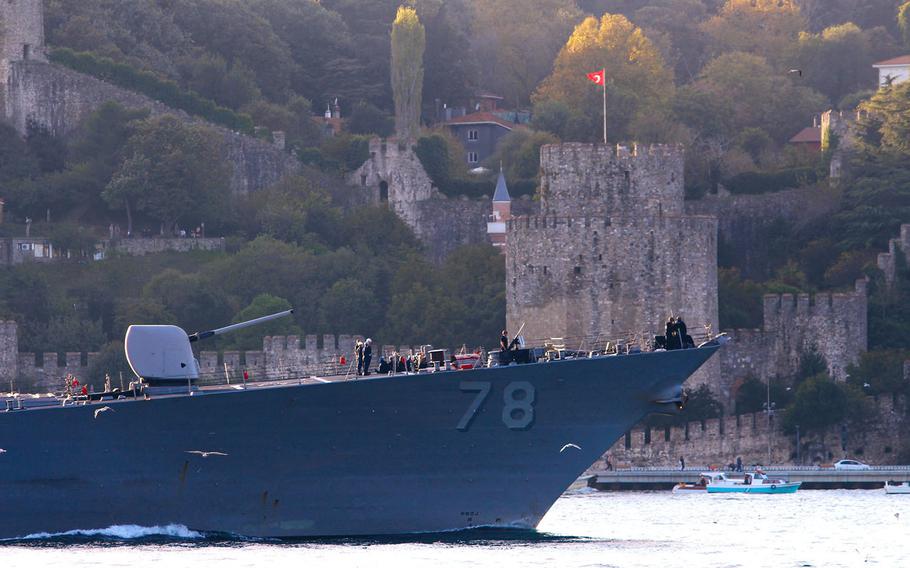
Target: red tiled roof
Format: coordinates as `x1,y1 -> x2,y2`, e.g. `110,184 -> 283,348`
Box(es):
445,111 -> 516,130
873,55 -> 910,67
789,126 -> 821,144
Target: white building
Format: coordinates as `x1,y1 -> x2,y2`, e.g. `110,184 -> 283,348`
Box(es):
872,55 -> 910,88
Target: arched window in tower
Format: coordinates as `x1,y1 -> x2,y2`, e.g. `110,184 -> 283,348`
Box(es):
379,181 -> 389,202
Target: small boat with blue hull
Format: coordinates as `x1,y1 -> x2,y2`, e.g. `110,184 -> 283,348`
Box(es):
705,471 -> 801,494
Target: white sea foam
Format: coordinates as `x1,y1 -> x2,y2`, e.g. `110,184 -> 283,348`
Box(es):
19,524 -> 202,540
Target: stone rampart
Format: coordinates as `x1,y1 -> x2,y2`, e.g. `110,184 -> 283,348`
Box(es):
877,224 -> 910,288
687,185 -> 841,279
16,351 -> 99,393
414,197 -> 491,263
4,60 -> 298,194
100,237 -> 225,257
714,279 -> 868,407
604,395 -> 907,468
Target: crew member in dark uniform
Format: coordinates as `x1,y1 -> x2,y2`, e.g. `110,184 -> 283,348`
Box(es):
676,315 -> 688,349
500,330 -> 510,352
665,316 -> 678,350
363,339 -> 373,375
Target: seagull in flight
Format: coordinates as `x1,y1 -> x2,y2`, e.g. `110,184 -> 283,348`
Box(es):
94,406 -> 114,419
0,448 -> 7,454
560,443 -> 582,453
185,450 -> 229,458
788,69 -> 802,77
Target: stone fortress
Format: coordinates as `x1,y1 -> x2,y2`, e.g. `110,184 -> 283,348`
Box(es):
0,0 -> 297,194
506,143 -> 718,349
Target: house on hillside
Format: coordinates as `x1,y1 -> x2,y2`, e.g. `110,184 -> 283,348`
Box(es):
442,92 -> 531,167
873,55 -> 910,88
445,111 -> 518,167
788,115 -> 821,152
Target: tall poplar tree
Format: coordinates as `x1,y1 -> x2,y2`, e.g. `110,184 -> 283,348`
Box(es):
391,6 -> 425,142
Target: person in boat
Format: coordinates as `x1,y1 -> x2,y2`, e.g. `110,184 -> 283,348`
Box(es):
363,339 -> 373,376
736,456 -> 743,472
378,355 -> 390,374
500,330 -> 510,351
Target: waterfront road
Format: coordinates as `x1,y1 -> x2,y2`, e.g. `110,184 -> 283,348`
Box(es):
587,466 -> 910,490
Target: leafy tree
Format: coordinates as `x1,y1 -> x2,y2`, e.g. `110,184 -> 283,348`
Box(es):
782,373 -> 868,435
251,176 -> 343,248
472,0 -> 583,107
177,53 -> 261,110
318,278 -> 383,337
171,0 -> 297,101
488,129 -> 560,185
106,115 -> 230,235
796,23 -> 883,104
846,349 -> 909,395
25,119 -> 66,173
678,52 -> 828,143
391,6 -> 426,142
347,101 -> 395,137
735,376 -> 794,415
533,13 -> 675,143
414,131 -> 466,189
631,0 -> 710,82
718,268 -> 765,328
220,294 -> 300,351
141,268 -> 233,334
0,123 -> 39,184
701,0 -> 806,68
901,2 -> 910,49
420,1 -> 477,117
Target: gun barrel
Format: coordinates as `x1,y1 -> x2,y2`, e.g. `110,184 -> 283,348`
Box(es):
188,309 -> 294,342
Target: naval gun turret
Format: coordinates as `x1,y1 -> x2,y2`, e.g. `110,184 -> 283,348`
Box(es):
124,309 -> 294,385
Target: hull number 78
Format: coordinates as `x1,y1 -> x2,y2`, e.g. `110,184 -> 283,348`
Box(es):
457,381 -> 536,431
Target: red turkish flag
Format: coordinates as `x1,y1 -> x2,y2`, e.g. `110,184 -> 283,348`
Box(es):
586,69 -> 605,85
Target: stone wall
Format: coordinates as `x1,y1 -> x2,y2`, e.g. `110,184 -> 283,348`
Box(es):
714,279 -> 868,406
603,395 -> 907,468
349,137 -> 432,229
349,137 -> 494,262
16,351 -> 99,393
414,197 -> 491,263
687,185 -> 841,279
0,321 -> 18,390
877,223 -> 910,289
506,143 -> 718,349
4,60 -> 298,194
100,237 -> 226,257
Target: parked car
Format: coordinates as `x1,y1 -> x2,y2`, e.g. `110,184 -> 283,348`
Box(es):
834,459 -> 871,470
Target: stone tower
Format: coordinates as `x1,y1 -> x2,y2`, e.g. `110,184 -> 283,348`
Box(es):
506,143 -> 718,348
0,0 -> 46,106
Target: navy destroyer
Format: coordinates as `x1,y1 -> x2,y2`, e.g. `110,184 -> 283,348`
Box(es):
0,310 -> 723,539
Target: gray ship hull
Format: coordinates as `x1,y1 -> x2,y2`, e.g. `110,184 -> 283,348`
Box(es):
0,347 -> 718,539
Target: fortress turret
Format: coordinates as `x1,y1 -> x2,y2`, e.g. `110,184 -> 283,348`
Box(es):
0,0 -> 46,86
506,142 -> 717,349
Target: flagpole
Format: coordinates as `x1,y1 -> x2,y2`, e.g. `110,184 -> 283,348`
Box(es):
602,76 -> 607,144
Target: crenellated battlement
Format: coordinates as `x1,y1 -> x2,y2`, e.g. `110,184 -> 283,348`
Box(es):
603,395 -> 906,468
538,142 -> 685,219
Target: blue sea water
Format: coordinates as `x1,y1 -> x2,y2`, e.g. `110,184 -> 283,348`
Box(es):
3,488 -> 909,567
